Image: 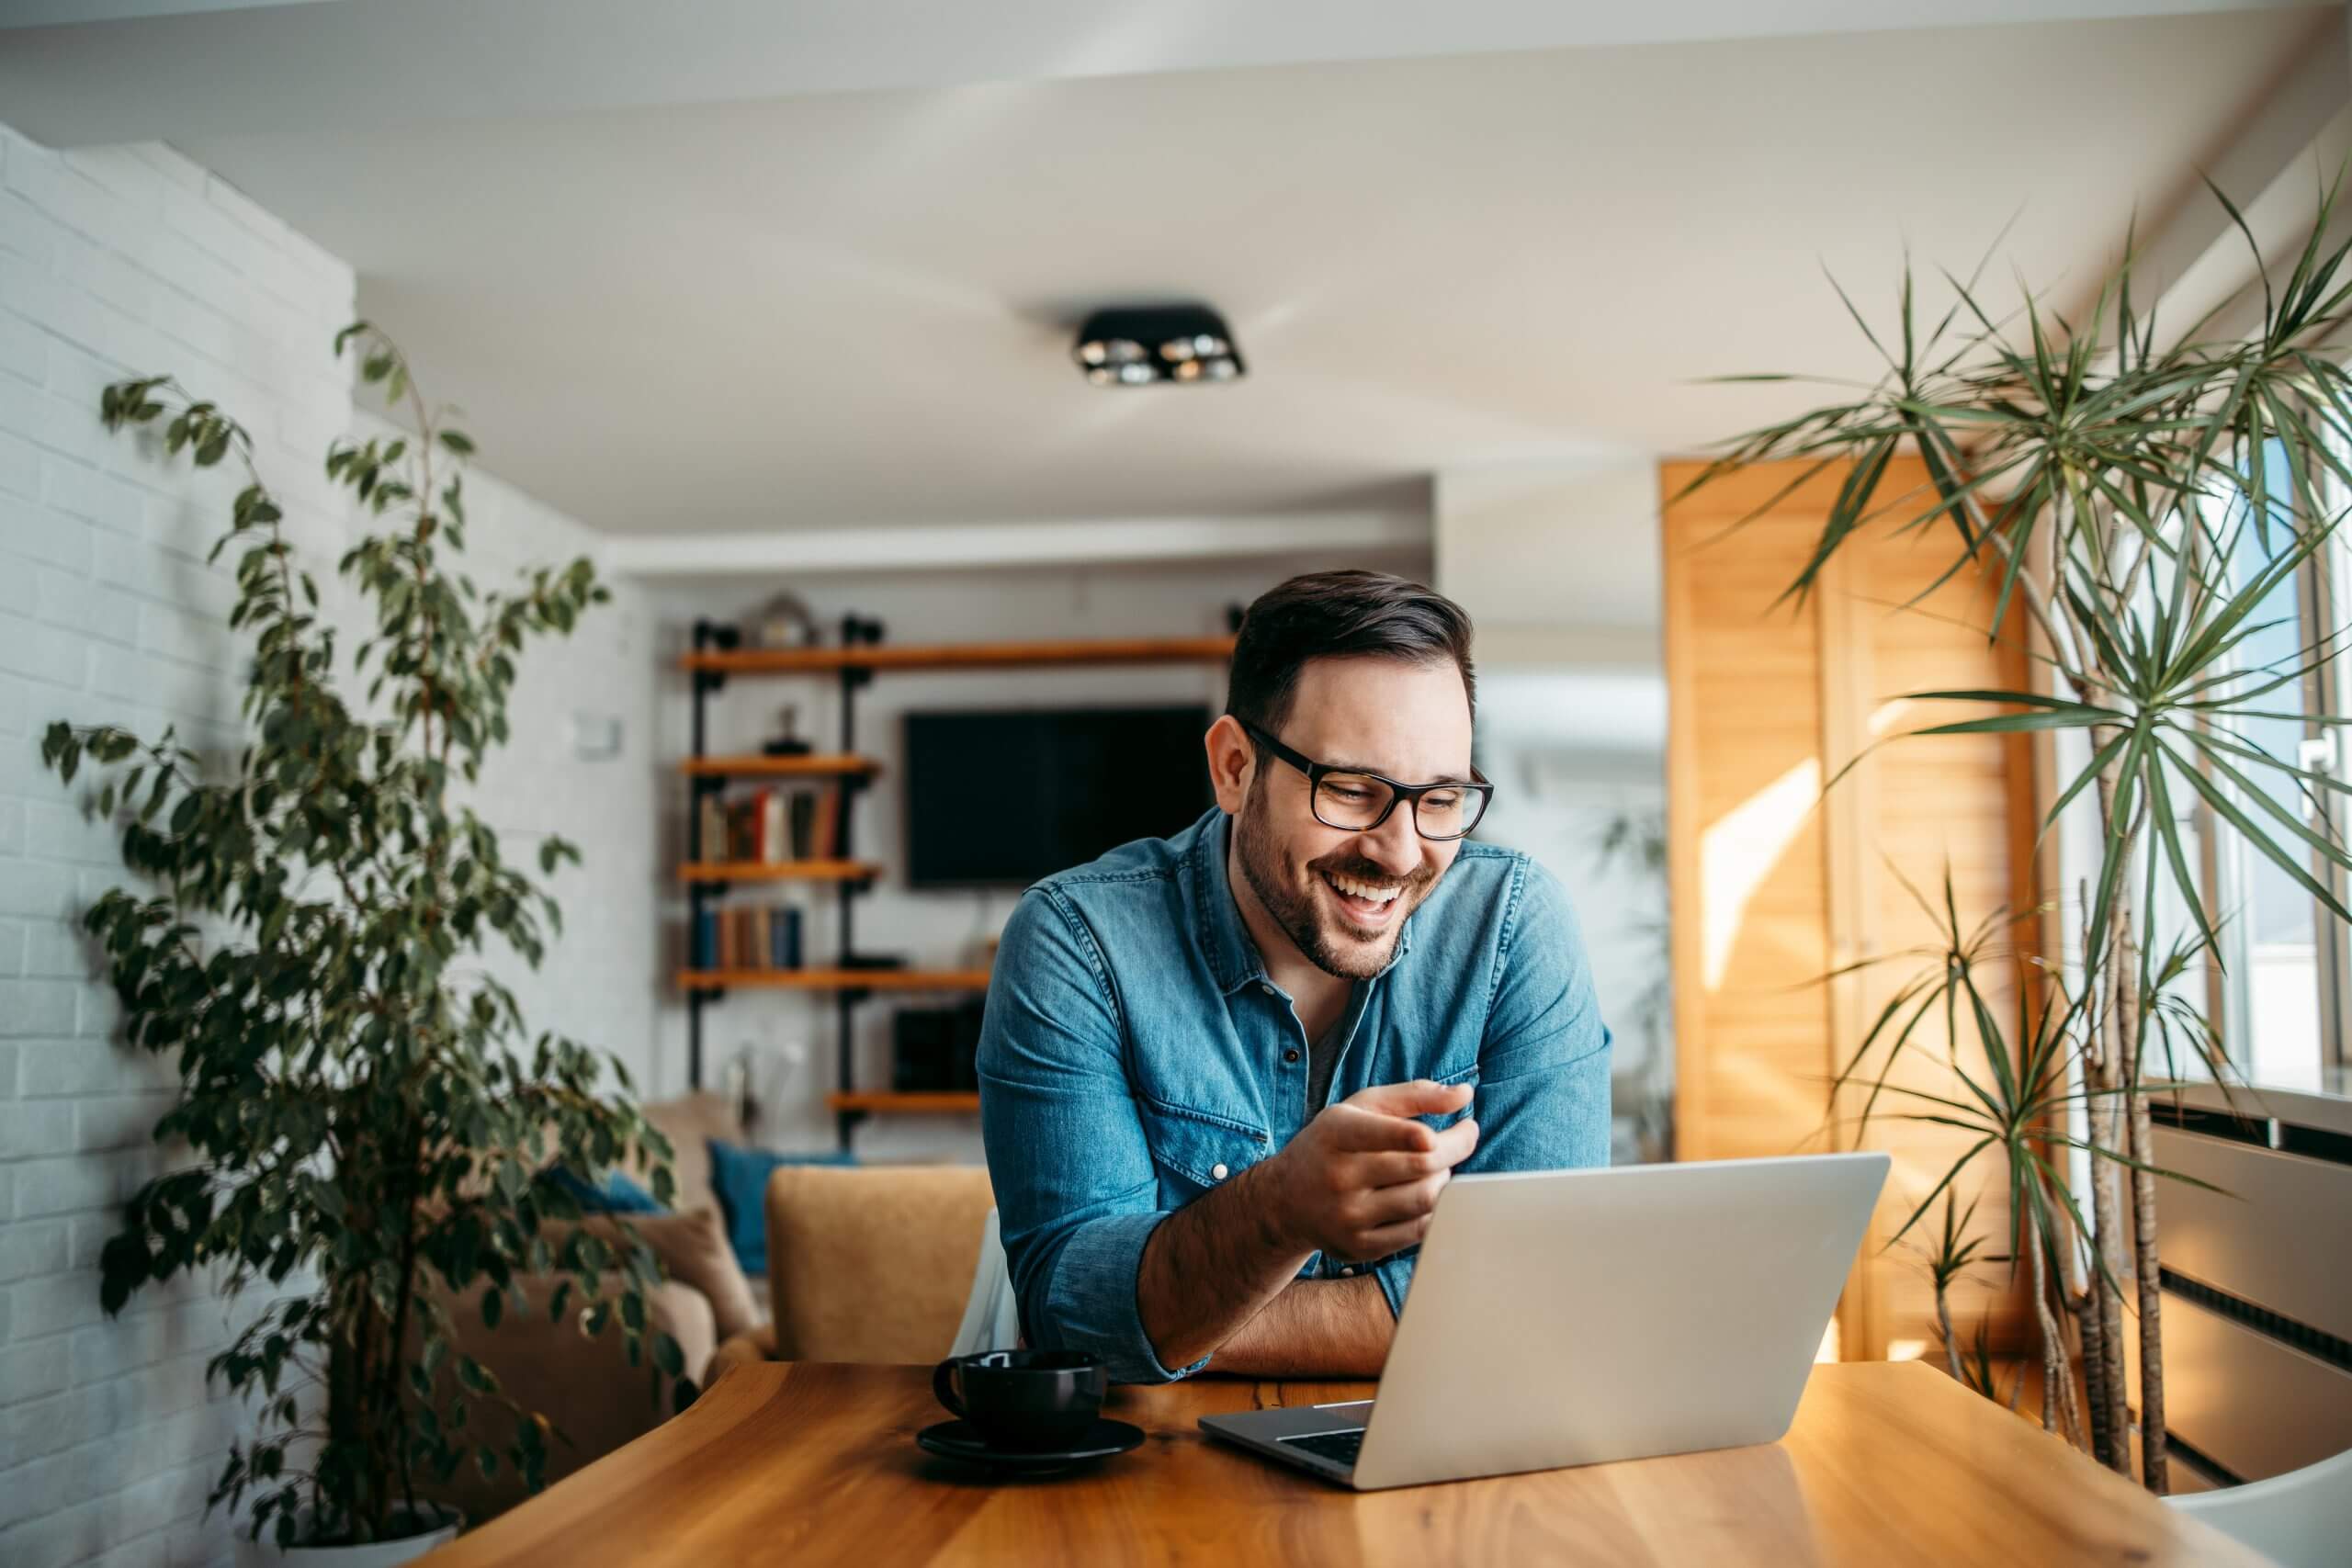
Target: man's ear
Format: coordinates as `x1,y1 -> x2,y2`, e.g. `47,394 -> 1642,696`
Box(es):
1204,714 -> 1254,816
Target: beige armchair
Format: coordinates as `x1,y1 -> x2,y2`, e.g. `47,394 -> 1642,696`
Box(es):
711,1164 -> 996,1380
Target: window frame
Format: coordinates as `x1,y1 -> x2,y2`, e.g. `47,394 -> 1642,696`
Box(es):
2195,426 -> 2351,1082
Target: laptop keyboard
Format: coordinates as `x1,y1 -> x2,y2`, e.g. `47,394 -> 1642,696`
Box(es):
1279,1428 -> 1363,1469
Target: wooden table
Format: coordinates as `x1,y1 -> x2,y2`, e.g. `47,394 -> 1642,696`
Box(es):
424,1361 -> 2259,1565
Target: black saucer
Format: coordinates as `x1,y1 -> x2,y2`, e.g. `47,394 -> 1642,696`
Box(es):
916,1416 -> 1145,1473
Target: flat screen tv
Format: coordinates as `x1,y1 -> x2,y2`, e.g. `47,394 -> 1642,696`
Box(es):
903,705 -> 1213,888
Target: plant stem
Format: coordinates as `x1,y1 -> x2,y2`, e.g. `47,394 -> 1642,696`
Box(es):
2086,1035 -> 2132,1471
2027,1216 -> 2067,1436
2120,913 -> 2169,1496
1935,468 -> 2086,688
2079,767 -> 2133,1473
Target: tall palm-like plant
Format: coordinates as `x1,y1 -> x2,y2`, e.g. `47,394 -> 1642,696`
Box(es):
1685,179 -> 2352,1490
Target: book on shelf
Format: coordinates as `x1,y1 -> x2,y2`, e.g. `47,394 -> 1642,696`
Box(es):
695,901 -> 806,975
697,784 -> 841,865
809,784 -> 840,861
763,789 -> 786,864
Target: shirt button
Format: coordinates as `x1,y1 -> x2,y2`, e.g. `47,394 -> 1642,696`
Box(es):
1283,1049 -> 1300,1065
1260,984 -> 1276,998
1211,1163 -> 1229,1180
1339,1265 -> 1356,1277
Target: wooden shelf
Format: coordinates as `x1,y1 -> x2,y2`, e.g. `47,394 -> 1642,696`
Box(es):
677,860 -> 879,885
679,754 -> 880,779
827,1091 -> 980,1115
678,968 -> 990,992
681,635 -> 1236,676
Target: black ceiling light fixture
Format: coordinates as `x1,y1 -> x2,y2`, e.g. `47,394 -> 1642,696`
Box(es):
1073,304 -> 1245,387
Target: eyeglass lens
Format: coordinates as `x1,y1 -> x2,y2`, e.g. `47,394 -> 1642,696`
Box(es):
1312,773 -> 1483,839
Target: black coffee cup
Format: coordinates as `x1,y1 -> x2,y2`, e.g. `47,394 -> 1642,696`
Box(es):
932,1349 -> 1106,1450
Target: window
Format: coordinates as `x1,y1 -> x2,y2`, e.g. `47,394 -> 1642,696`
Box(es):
2199,438 -> 2349,1089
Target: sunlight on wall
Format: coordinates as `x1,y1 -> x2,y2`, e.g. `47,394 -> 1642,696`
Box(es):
1697,698 -> 1915,993
1702,758 -> 1822,988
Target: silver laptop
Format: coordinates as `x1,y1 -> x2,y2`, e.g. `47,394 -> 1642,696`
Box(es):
1199,1152 -> 1889,1490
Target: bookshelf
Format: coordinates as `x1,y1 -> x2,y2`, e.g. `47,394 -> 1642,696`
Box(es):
680,636 -> 1237,676
678,753 -> 881,780
678,860 -> 879,886
679,616 -> 1237,1147
678,968 -> 993,992
825,1090 -> 982,1115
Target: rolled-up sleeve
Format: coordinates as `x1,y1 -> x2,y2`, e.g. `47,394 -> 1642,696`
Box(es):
978,888 -> 1205,1383
1367,856 -> 1612,1317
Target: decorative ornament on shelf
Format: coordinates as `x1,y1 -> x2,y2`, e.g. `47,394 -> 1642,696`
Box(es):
762,703 -> 813,758
723,1043 -> 763,1136
750,589 -> 820,650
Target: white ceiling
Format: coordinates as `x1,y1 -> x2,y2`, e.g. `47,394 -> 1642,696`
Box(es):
2,2 -> 2338,535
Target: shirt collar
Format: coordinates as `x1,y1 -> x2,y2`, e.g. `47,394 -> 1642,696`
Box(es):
1186,808 -> 1417,997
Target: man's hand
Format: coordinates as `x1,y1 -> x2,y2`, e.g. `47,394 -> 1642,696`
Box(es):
1136,1078 -> 1478,1372
1260,1080 -> 1480,1262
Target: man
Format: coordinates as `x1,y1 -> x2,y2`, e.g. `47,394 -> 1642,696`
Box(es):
978,570 -> 1611,1382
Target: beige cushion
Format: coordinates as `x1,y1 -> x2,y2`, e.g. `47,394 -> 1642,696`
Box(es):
765,1165 -> 996,1364
635,1092 -> 744,1216
566,1205 -> 760,1344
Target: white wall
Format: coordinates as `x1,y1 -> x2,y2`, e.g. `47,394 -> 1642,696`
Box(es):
350,412 -> 662,1092
644,547 -> 1430,1161
1434,456 -> 1663,670
0,125 -> 653,1568
1434,457 -> 1673,1161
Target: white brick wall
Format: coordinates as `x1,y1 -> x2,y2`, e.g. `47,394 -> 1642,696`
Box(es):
0,124 -> 657,1566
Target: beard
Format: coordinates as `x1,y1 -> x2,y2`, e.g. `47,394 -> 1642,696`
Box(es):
1232,772 -> 1435,981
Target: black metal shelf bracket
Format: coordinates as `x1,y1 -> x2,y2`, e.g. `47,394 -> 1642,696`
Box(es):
683,609 -> 888,1145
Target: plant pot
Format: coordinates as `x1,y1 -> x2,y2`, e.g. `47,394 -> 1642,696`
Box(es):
238,1504 -> 462,1568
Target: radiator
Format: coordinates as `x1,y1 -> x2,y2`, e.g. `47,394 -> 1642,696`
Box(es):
2136,1081 -> 2352,1488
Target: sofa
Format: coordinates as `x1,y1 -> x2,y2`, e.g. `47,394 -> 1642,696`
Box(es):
421,1092 -> 764,1524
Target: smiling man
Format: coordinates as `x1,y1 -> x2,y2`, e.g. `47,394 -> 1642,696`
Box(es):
978,570 -> 1611,1382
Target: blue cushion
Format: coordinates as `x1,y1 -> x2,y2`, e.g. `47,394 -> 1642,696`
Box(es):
544,1165 -> 667,1215
707,1137 -> 855,1276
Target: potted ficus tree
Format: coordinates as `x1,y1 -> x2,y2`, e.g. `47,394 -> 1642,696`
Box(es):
1685,177 -> 2352,1489
46,324 -> 687,1561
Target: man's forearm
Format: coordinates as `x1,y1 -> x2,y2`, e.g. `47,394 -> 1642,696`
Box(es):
1198,1275 -> 1393,1378
1135,1158 -> 1311,1371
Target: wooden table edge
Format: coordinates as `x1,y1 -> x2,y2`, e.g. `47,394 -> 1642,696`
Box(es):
419,1360 -> 2267,1567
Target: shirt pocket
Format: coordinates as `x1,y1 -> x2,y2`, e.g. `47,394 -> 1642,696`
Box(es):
1424,1058 -> 1481,1131
1137,1095 -> 1271,1194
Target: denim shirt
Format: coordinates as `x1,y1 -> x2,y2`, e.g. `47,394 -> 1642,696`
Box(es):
977,807 -> 1611,1383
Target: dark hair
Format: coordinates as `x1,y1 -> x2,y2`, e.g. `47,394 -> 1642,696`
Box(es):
1227,570 -> 1476,736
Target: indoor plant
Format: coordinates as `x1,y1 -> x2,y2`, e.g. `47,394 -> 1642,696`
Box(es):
46,324 -> 686,1555
1685,179 -> 2352,1488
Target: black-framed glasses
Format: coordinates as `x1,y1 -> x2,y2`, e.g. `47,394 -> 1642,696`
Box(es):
1234,716 -> 1493,841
